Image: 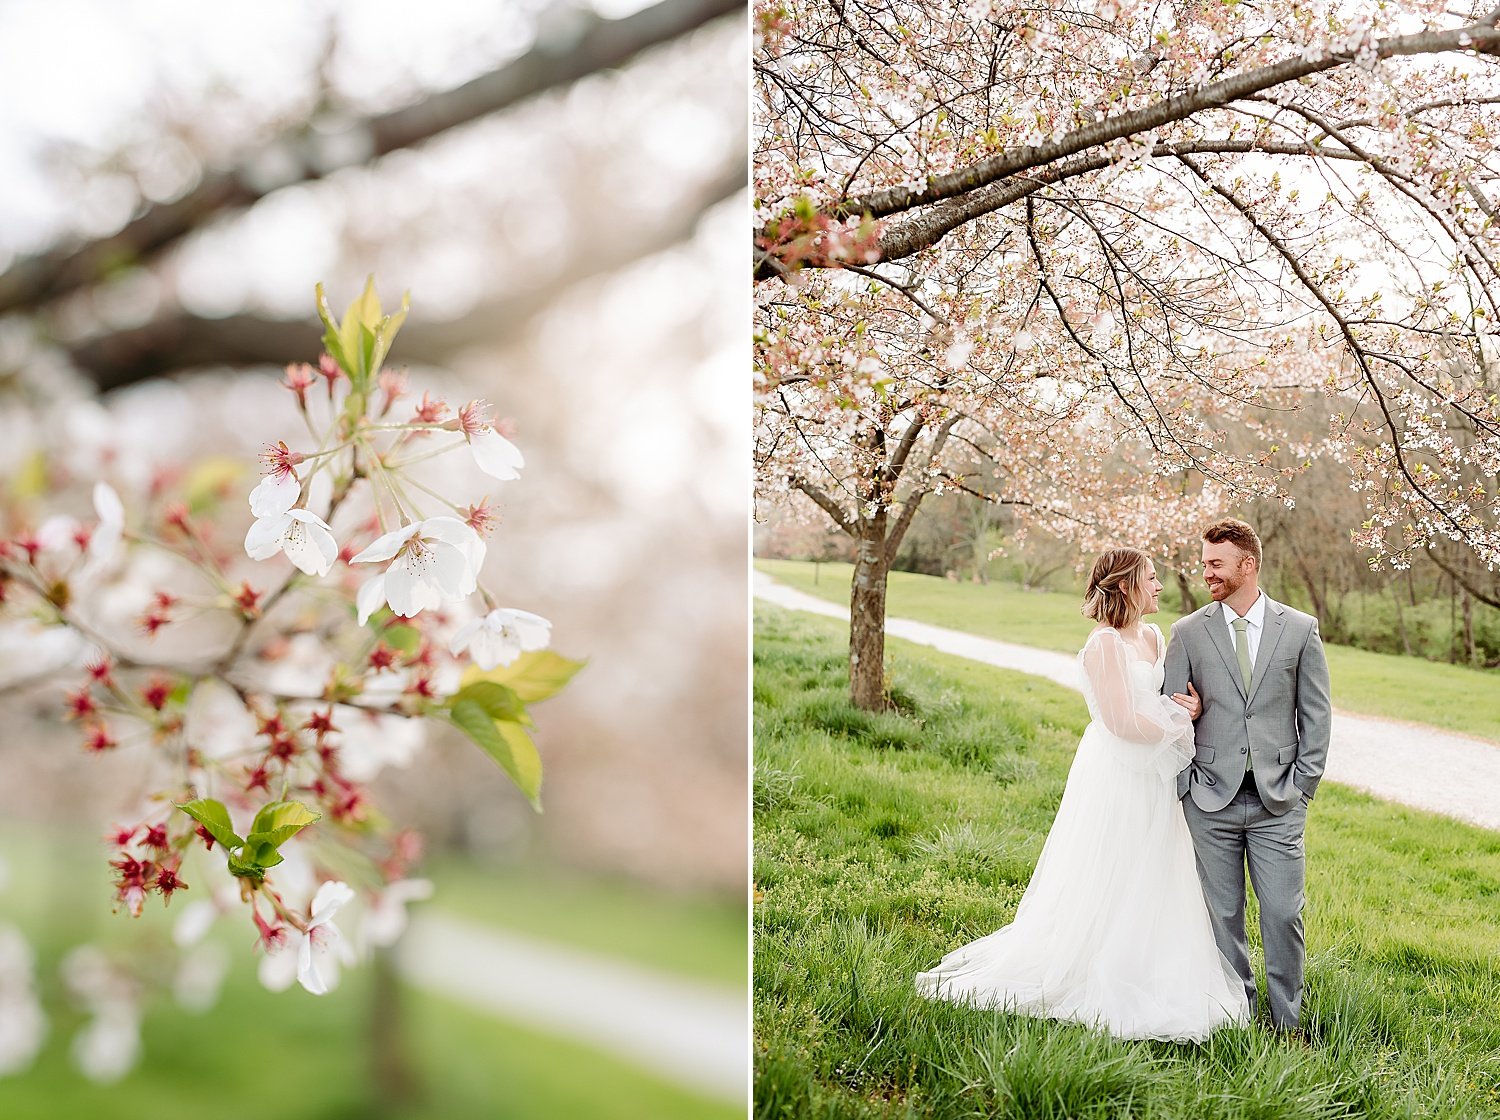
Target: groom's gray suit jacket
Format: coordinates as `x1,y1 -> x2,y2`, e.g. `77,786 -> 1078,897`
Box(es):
1163,596 -> 1331,815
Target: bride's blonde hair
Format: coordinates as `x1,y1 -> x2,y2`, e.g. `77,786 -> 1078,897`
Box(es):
1081,547 -> 1151,630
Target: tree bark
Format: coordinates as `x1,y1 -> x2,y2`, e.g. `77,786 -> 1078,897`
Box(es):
1175,570 -> 1198,615
849,512 -> 891,711
368,947 -> 419,1115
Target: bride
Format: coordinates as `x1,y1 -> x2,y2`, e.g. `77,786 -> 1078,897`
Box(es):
915,547 -> 1249,1042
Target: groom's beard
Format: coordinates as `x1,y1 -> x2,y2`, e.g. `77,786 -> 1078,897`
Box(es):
1205,573 -> 1242,601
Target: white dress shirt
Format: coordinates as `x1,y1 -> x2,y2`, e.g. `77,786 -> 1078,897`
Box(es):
1221,591 -> 1266,666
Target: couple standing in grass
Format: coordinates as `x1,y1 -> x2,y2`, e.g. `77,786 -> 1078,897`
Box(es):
916,518 -> 1332,1042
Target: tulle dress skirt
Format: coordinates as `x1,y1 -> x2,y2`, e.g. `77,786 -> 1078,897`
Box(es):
915,720 -> 1249,1042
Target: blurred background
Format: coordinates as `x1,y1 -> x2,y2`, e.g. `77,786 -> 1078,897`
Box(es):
0,0 -> 747,1116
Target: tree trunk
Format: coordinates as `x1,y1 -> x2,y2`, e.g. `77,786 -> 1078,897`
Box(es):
368,947 -> 419,1114
1391,586 -> 1413,657
1175,570 -> 1199,615
849,514 -> 891,711
1463,589 -> 1477,665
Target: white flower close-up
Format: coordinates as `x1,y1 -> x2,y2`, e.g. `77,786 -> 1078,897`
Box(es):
258,880 -> 357,996
351,516 -> 484,620
243,477 -> 339,578
449,608 -> 552,669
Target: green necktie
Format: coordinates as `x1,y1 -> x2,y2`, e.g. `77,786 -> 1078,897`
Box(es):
1233,616 -> 1254,772
1232,617 -> 1253,691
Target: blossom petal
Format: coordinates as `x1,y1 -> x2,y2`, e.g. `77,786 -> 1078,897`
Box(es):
279,518 -> 335,577
87,483 -> 125,569
420,516 -> 479,549
286,508 -> 335,533
499,608 -> 551,649
448,617 -> 482,657
468,429 -> 523,481
425,541 -> 470,599
244,514 -> 291,560
249,473 -> 300,518
356,574 -> 387,625
309,881 -> 355,927
296,935 -> 327,995
470,627 -> 515,669
383,561 -> 442,618
93,482 -> 124,526
350,523 -> 418,565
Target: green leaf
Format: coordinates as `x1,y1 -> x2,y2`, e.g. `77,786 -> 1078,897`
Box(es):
449,700 -> 543,810
382,624 -> 422,654
314,282 -> 349,375
460,651 -> 585,704
447,680 -> 528,724
177,799 -> 244,851
226,854 -> 270,882
238,837 -> 286,870
248,800 -> 320,849
368,288 -> 410,377
339,279 -> 376,387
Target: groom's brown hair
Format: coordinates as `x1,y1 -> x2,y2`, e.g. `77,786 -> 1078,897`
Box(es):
1202,518 -> 1262,568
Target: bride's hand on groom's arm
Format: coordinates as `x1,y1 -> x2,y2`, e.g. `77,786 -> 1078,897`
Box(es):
1170,682 -> 1202,720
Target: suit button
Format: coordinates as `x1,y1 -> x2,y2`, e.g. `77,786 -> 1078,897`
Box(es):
1240,747 -> 1247,754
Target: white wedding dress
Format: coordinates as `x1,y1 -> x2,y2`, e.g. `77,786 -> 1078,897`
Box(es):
915,624 -> 1250,1042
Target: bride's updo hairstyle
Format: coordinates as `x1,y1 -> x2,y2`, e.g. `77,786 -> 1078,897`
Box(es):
1081,547 -> 1151,630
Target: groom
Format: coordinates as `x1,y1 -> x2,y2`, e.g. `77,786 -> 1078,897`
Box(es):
1163,518 -> 1331,1031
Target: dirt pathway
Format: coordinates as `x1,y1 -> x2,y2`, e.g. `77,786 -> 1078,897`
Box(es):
398,912 -> 747,1103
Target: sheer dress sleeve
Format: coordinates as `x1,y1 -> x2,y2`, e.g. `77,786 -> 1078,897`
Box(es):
1080,628 -> 1194,779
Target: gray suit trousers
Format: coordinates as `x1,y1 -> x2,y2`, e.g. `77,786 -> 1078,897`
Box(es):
1182,782 -> 1307,1029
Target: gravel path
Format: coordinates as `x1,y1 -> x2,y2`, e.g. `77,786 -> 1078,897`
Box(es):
399,912 -> 747,1103
756,572 -> 1500,832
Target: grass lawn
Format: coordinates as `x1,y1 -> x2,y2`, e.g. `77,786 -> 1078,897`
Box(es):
754,604 -> 1500,1119
0,827 -> 743,1120
430,858 -> 745,988
757,558 -> 1500,743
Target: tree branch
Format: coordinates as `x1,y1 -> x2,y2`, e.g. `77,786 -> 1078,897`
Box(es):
0,0 -> 741,318
795,478 -> 856,536
831,19 -> 1500,222
69,158 -> 745,391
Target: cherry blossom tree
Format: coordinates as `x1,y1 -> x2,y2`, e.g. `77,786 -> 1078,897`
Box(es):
755,0 -> 1500,708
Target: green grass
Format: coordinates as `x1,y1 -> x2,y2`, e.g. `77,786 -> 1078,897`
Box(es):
0,828 -> 743,1120
754,604 -> 1500,1120
429,858 -> 745,987
757,558 -> 1500,743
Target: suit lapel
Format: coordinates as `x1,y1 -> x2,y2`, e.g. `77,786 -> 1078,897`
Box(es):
1246,596 -> 1288,705
1202,602 -> 1247,701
